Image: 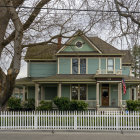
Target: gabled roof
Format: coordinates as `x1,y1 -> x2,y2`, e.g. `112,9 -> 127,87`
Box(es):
25,44 -> 58,61
88,37 -> 122,55
25,31 -> 127,60
121,50 -> 132,64
57,30 -> 102,54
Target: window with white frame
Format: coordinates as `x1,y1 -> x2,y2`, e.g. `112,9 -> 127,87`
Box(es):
72,59 -> 78,74
107,59 -> 114,72
72,58 -> 86,74
71,84 -> 86,100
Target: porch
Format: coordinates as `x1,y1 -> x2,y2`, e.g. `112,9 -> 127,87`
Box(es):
15,75 -> 139,110
27,82 -> 129,110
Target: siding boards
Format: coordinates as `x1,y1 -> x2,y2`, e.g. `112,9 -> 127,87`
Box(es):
110,84 -> 118,107
61,85 -> 70,98
63,36 -> 95,52
45,85 -> 57,100
29,62 -> 56,77
88,58 -> 99,74
59,58 -> 71,74
122,66 -> 130,75
101,58 -> 106,70
88,85 -> 96,100
115,58 -> 120,70
28,86 -> 35,99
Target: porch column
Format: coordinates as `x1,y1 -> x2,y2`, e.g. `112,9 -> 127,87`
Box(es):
22,86 -> 26,102
58,83 -> 61,97
41,86 -> 45,100
35,83 -> 39,107
96,82 -> 100,108
136,86 -> 139,100
118,82 -> 122,107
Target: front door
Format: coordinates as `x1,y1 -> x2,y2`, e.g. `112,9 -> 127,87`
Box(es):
102,85 -> 109,106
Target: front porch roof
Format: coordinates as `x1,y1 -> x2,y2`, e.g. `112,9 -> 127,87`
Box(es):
15,74 -> 140,85
33,74 -> 96,83
16,77 -> 39,85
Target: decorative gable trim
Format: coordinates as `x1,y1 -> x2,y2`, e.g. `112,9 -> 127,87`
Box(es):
56,31 -> 102,54
81,35 -> 102,54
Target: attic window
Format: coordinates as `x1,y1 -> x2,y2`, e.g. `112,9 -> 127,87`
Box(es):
75,41 -> 82,48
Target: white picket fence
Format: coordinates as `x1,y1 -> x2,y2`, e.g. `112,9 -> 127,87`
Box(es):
0,111 -> 140,130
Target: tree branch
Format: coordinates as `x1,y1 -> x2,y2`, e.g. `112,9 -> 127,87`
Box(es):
2,0 -> 51,47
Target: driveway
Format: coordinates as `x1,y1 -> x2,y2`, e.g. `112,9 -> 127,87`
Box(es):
0,131 -> 140,140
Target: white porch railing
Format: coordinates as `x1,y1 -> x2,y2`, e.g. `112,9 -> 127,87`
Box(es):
96,69 -> 122,75
0,111 -> 140,130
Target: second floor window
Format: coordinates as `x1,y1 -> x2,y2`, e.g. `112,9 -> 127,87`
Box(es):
107,59 -> 114,72
72,59 -> 78,74
72,58 -> 86,74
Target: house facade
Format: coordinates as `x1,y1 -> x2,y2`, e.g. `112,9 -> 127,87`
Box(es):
15,31 -> 140,110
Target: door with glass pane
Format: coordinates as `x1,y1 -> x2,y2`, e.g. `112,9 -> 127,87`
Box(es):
102,86 -> 109,106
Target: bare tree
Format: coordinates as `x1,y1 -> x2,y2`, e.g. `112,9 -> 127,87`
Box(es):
0,0 -> 104,109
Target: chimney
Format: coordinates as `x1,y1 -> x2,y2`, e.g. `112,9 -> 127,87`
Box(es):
57,36 -> 62,50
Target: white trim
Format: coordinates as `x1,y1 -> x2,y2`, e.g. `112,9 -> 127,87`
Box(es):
86,84 -> 88,100
98,81 -> 121,83
57,36 -> 75,54
99,58 -> 101,70
27,62 -> 29,77
100,84 -> 102,106
75,41 -> 83,49
57,31 -> 102,54
70,58 -> 72,74
120,58 -> 122,69
114,58 -> 115,74
106,58 -> 107,74
78,58 -> 80,74
57,58 -> 59,74
72,57 -> 87,74
82,35 -> 102,54
109,84 -> 111,106
70,84 -> 71,101
86,58 -> 88,74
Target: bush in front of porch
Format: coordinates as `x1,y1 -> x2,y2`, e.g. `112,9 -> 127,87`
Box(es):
126,100 -> 140,111
8,97 -> 35,111
36,101 -> 52,111
53,97 -> 88,111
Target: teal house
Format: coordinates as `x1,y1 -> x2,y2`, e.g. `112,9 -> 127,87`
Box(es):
15,31 -> 140,110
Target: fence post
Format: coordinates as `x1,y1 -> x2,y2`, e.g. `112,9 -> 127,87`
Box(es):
34,112 -> 38,129
116,111 -> 119,130
74,111 -> 77,130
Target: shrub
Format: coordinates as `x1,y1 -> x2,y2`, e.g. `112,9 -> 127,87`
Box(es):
53,97 -> 88,111
23,98 -> 35,111
70,100 -> 88,111
77,101 -> 88,111
8,97 -> 22,111
36,101 -> 52,111
53,97 -> 70,110
126,100 -> 140,111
